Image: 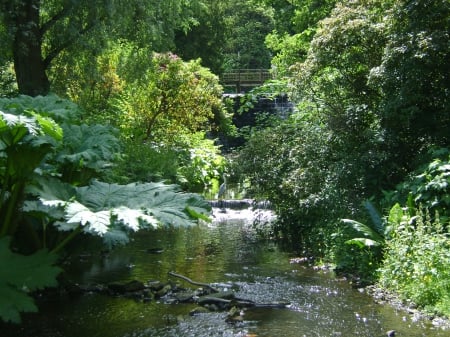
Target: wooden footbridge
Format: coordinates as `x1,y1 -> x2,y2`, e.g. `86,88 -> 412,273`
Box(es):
221,69 -> 271,92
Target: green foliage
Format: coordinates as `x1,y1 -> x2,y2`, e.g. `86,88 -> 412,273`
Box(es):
0,98 -> 63,237
342,200 -> 385,248
108,140 -> 180,184
68,47 -> 226,145
0,94 -> 212,323
54,123 -> 121,185
27,178 -> 211,248
265,0 -> 336,77
176,134 -> 227,192
0,62 -> 17,97
384,148 -> 450,223
174,0 -> 228,74
334,201 -> 387,280
372,0 -> 450,174
232,115 -> 343,252
379,206 -> 450,317
0,237 -> 61,323
109,132 -> 227,194
2,0 -> 206,95
222,1 -> 274,70
0,94 -> 82,123
0,94 -> 211,249
237,79 -> 289,114
117,52 -> 223,142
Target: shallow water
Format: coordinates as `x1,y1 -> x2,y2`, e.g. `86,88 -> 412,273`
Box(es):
3,208 -> 448,337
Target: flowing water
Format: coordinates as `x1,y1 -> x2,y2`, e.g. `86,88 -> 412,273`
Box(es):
2,207 -> 448,337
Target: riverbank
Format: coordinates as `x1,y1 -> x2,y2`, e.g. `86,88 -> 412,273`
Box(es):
364,285 -> 450,331
300,259 -> 450,331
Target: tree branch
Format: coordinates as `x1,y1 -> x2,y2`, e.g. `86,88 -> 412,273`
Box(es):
40,4 -> 74,36
43,20 -> 97,69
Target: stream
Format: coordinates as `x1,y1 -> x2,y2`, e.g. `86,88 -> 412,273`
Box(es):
3,207 -> 448,337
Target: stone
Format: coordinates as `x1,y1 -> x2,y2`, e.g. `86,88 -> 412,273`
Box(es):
108,280 -> 145,294
189,307 -> 210,316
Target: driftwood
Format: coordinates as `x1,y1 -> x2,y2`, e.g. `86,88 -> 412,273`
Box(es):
168,271 -> 219,293
168,271 -> 290,311
198,296 -> 256,308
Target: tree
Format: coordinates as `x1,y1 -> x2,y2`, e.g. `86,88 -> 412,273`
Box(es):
0,0 -> 203,96
112,52 -> 224,143
174,0 -> 229,74
222,1 -> 274,71
289,0 -> 389,195
262,0 -> 336,76
234,0 -> 391,250
372,0 -> 450,176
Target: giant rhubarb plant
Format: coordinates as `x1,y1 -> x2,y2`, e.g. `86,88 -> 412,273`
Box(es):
25,177 -> 211,250
0,95 -> 211,323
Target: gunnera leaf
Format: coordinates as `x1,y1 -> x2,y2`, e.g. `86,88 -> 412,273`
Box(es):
0,237 -> 61,323
0,94 -> 81,123
64,180 -> 211,246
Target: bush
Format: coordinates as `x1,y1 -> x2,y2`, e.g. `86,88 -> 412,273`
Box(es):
379,205 -> 450,317
388,148 -> 450,224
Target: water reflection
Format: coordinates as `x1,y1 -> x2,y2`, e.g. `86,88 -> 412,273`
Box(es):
2,207 -> 448,337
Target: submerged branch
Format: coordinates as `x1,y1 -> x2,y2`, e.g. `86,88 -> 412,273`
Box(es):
168,271 -> 219,293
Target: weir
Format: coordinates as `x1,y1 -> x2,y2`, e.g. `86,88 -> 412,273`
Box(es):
208,198 -> 272,210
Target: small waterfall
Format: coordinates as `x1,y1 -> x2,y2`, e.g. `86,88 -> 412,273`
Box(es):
208,199 -> 271,210
272,94 -> 295,119
208,199 -> 275,224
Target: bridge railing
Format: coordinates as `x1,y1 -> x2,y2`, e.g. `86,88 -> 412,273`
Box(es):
221,69 -> 271,84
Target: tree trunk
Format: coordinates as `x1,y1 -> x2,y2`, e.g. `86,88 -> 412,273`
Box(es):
12,0 -> 50,96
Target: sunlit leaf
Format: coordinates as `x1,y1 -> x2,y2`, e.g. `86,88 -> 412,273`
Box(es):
341,218 -> 384,243
65,201 -> 110,235
113,206 -> 158,230
346,238 -> 380,248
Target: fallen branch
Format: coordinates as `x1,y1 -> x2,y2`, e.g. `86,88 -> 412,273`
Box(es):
168,271 -> 219,293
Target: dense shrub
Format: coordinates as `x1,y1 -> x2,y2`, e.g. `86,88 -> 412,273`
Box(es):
379,205 -> 450,317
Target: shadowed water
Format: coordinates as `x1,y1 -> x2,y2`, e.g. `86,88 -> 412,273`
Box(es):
2,208 -> 448,337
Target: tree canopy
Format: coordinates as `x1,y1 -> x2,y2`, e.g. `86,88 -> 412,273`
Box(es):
0,0 -> 204,96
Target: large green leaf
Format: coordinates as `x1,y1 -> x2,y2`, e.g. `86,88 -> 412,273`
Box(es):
0,110 -> 62,181
75,180 -> 210,224
0,94 -> 81,123
26,178 -> 211,246
341,218 -> 384,244
66,201 -> 111,235
0,110 -> 62,146
362,200 -> 383,235
0,237 -> 61,323
56,123 -> 120,172
72,181 -> 210,244
23,176 -> 75,227
345,237 -> 380,248
0,111 -> 38,148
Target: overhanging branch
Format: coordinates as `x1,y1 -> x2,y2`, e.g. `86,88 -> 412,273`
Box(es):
43,20 -> 97,69
40,3 -> 74,36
